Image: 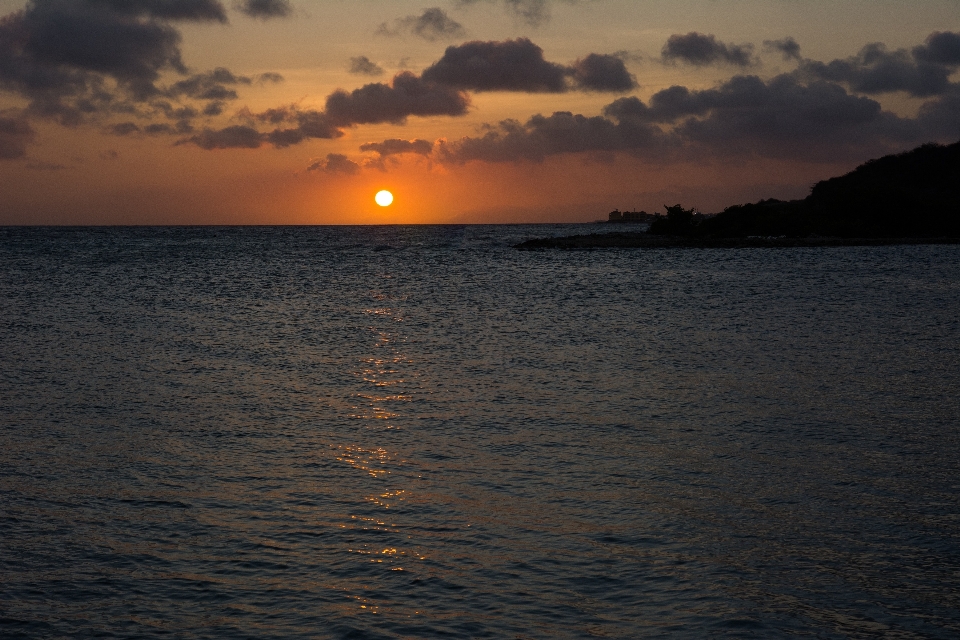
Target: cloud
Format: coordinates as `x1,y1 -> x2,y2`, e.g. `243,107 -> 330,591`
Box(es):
182,38 -> 635,153
179,124 -> 263,148
663,75 -> 915,159
435,71 -> 943,165
798,34 -> 960,97
202,100 -> 224,115
359,137 -> 433,170
504,0 -> 549,26
12,1 -> 187,87
235,0 -> 292,19
376,8 -> 464,42
109,121 -> 141,135
176,105 -> 344,149
916,86 -> 960,139
185,52 -> 572,151
456,0 -> 551,27
0,116 -> 34,159
324,72 -> 470,126
359,138 -> 433,157
436,111 -> 662,163
420,39 -> 639,93
92,0 -> 227,22
569,53 -> 636,92
144,120 -> 192,134
662,32 -> 756,67
0,0 -> 263,128
421,38 -> 568,92
307,152 -> 359,174
764,37 -> 801,61
243,105 -> 342,146
167,67 -> 251,100
257,72 -> 284,83
349,56 -> 384,76
913,31 -> 960,65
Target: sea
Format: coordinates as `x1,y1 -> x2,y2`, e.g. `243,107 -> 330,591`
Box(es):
1,225 -> 959,639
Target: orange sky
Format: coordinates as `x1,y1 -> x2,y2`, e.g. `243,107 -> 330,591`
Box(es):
1,0 -> 958,224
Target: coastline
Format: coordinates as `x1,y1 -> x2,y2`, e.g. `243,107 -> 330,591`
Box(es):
514,232 -> 960,249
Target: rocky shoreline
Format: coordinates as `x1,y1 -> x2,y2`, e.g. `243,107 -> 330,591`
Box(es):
514,231 -> 960,250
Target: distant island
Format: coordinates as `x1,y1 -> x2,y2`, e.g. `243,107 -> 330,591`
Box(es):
518,140 -> 960,249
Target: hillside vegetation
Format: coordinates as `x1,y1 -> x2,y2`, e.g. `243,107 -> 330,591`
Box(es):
650,141 -> 960,238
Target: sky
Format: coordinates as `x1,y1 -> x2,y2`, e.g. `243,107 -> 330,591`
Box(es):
0,0 -> 958,224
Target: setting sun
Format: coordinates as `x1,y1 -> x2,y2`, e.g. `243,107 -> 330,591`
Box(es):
375,190 -> 394,207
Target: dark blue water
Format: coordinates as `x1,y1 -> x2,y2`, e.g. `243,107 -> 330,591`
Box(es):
2,225 -> 959,638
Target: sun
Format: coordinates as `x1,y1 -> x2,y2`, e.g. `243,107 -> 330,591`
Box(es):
375,190 -> 394,207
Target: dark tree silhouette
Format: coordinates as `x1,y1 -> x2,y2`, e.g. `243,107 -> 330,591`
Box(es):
648,140 -> 960,238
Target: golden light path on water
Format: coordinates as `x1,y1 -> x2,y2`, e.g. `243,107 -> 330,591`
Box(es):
333,281 -> 423,617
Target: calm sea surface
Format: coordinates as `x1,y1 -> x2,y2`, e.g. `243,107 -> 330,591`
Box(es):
2,225 -> 959,639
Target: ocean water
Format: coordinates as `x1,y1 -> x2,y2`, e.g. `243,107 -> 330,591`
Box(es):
1,225 -> 959,639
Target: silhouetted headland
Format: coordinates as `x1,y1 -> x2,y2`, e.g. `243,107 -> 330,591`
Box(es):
517,140 -> 960,249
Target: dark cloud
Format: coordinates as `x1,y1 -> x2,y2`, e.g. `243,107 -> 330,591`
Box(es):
436,72 -> 943,165
764,37 -> 801,61
360,138 -> 433,170
307,153 -> 359,174
0,0 -> 260,128
252,106 -> 341,145
612,49 -> 643,63
112,118 -> 190,134
349,56 -> 384,76
504,0 -> 549,26
436,111 -> 662,163
570,53 -> 636,92
377,8 -> 464,42
181,71 -> 472,150
16,1 -> 187,87
421,39 -> 639,93
456,0 -> 550,27
0,0 -> 286,144
916,87 -> 960,139
325,72 -> 470,126
239,104 -> 296,124
267,109 -> 340,143
90,0 -> 227,22
799,34 -> 960,97
421,38 -> 568,92
257,72 -> 284,83
0,116 -> 35,159
359,138 -> 433,157
154,100 -> 198,119
235,0 -> 292,19
662,32 -> 756,67
109,121 -> 140,135
179,105 -> 341,149
913,31 -> 960,65
167,67 -> 251,100
144,121 -> 176,134
185,40 -> 635,153
178,124 -> 263,149
202,100 -> 224,115
665,75 -> 913,159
